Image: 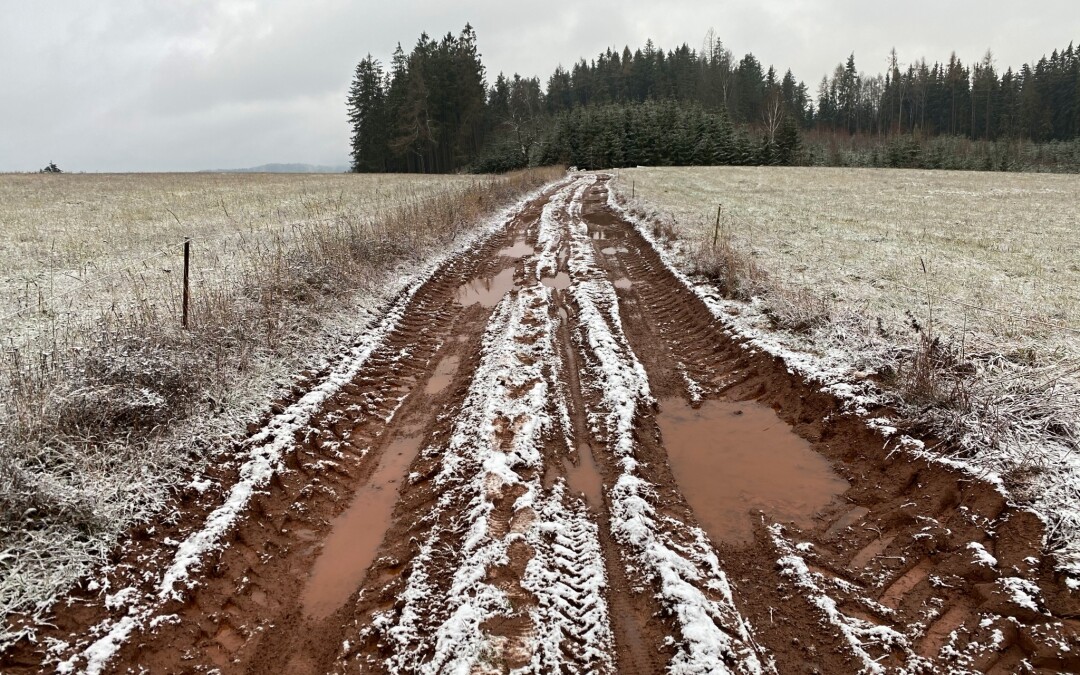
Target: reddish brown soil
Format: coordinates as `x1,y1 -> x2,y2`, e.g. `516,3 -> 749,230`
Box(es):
5,177 -> 1080,674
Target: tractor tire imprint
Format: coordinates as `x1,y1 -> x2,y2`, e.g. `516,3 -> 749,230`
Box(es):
8,175 -> 1080,675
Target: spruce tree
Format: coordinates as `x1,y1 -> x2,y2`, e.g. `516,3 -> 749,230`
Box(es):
347,56 -> 388,172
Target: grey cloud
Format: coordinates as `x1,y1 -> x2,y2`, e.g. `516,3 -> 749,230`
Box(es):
2,1 -> 1077,171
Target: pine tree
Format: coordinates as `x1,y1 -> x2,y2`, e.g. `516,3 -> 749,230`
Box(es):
347,56 -> 388,172
348,28 -> 1080,174
775,116 -> 801,164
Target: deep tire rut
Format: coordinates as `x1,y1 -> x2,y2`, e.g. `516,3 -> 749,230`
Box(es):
8,175 -> 1080,674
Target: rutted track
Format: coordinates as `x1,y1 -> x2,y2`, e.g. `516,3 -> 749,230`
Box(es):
7,175 -> 1080,674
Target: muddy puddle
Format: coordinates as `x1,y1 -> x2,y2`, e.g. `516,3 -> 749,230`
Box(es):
600,246 -> 629,255
425,355 -> 460,395
301,434 -> 424,618
456,268 -> 517,307
657,398 -> 848,546
564,443 -> 604,509
613,277 -> 632,289
498,239 -> 535,258
541,272 -> 571,290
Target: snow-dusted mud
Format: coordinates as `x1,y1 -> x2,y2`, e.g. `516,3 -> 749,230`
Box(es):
7,175 -> 1080,674
367,282 -> 614,674
562,176 -> 768,674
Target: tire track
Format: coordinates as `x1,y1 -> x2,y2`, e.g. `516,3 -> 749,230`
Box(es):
537,179 -> 665,674
17,185 -> 563,675
590,174 -> 1080,673
562,177 -> 770,675
374,284 -> 583,673
521,484 -> 614,672
15,174 -> 1080,674
326,183 -> 622,673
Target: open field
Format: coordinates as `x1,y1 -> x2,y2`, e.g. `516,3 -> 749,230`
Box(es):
612,166 -> 1080,348
0,172 -> 482,348
6,174 -> 1080,673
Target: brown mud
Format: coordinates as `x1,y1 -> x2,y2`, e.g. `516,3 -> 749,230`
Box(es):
5,175 -> 1080,674
300,432 -> 424,620
657,396 -> 849,546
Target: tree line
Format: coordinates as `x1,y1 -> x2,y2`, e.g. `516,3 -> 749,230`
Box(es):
487,101 -> 798,172
348,26 -> 1080,173
816,47 -> 1080,142
348,25 -> 487,173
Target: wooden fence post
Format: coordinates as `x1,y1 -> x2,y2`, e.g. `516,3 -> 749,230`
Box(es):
713,204 -> 722,249
182,238 -> 191,329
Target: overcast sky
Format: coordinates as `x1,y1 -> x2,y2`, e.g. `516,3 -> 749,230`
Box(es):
2,1 -> 1076,172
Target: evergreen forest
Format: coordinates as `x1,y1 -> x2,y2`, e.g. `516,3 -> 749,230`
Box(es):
347,26 -> 1080,174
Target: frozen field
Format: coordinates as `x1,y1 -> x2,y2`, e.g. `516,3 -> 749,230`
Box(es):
0,172 -> 481,348
612,166 -> 1080,353
14,174 -> 1080,673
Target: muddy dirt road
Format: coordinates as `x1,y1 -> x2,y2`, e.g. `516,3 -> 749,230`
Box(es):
9,175 -> 1080,674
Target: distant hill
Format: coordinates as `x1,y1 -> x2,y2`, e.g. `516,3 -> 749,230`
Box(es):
202,163 -> 349,174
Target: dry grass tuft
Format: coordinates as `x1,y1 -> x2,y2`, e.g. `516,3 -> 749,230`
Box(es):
685,212 -> 829,334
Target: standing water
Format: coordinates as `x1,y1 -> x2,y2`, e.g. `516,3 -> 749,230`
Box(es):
541,272 -> 571,290
456,268 -> 517,307
564,443 -> 604,509
498,238 -> 535,258
301,434 -> 424,618
425,355 -> 461,395
658,398 -> 848,546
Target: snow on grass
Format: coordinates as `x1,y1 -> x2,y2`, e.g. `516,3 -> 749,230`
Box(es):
0,173 -> 482,349
565,175 -> 768,675
611,167 -> 1080,348
50,187 -> 553,675
770,524 -> 926,674
604,175 -> 1080,583
378,282 -> 614,674
55,275 -> 417,675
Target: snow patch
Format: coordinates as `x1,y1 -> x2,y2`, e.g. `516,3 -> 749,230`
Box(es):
770,525 -> 926,674
999,576 -> 1042,614
967,542 -> 998,568
378,282 -> 613,674
521,483 -> 615,672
